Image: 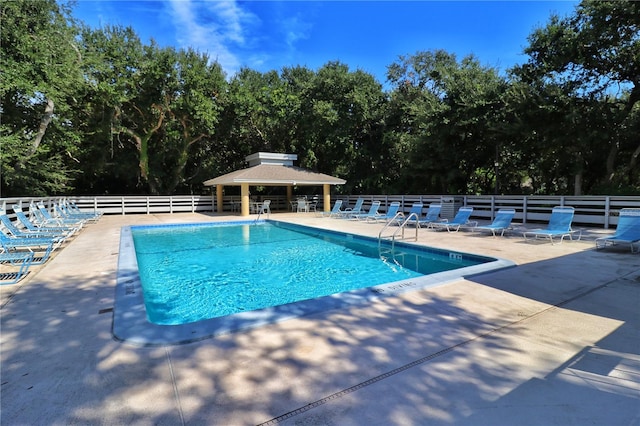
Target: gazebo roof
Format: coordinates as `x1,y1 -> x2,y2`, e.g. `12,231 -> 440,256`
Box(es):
203,164 -> 346,186
203,152 -> 346,186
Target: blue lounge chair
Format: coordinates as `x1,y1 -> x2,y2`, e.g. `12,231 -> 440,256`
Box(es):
393,202 -> 423,226
0,211 -> 71,241
417,204 -> 442,228
0,251 -> 35,284
0,233 -> 60,265
63,200 -> 103,220
595,208 -> 640,253
352,201 -> 381,221
31,202 -> 85,228
320,199 -> 343,217
474,209 -> 516,237
428,207 -> 476,232
523,206 -> 580,244
339,198 -> 364,219
56,202 -> 99,223
369,201 -> 401,223
11,206 -> 78,236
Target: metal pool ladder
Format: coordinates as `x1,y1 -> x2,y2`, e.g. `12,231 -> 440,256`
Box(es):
378,212 -> 419,249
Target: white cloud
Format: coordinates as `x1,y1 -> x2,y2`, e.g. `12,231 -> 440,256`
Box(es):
167,0 -> 256,76
164,0 -> 315,77
282,14 -> 311,48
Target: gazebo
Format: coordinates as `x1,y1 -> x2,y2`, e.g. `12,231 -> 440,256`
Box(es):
203,152 -> 346,216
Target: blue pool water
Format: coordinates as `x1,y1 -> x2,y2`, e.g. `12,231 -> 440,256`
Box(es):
114,220 -> 514,345
131,221 -> 486,325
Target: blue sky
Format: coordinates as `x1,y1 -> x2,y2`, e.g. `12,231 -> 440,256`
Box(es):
72,1 -> 579,83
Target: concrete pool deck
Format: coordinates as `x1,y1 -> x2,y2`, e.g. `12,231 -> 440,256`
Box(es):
1,212 -> 639,425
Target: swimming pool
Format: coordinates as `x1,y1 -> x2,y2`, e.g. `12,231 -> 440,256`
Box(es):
114,220 -> 514,345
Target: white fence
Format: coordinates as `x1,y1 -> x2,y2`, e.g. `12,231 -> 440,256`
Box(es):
1,194 -> 638,228
334,195 -> 640,228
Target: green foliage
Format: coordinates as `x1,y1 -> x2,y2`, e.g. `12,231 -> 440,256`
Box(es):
386,50 -> 508,194
516,0 -> 640,194
1,0 -> 637,197
1,0 -> 84,196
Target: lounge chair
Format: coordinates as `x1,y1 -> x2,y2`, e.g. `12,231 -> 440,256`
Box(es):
63,200 -> 103,220
11,205 -> 78,236
54,202 -> 93,223
523,206 -> 581,244
0,251 -> 35,284
416,203 -> 442,228
31,202 -> 85,228
474,209 -> 516,237
351,201 -> 381,221
428,207 -> 477,232
368,201 -> 401,223
0,212 -> 71,241
392,202 -> 423,226
0,232 -> 60,265
338,198 -> 364,219
595,208 -> 640,253
319,199 -> 343,217
56,201 -> 100,223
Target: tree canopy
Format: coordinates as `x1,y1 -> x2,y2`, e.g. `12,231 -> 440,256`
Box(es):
1,0 -> 638,197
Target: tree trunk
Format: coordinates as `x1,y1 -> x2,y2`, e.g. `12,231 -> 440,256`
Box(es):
574,172 -> 582,196
17,98 -> 54,170
606,143 -> 618,182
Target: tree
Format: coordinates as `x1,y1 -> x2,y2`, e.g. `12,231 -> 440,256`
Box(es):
517,0 -> 640,193
158,48 -> 226,194
74,24 -> 145,194
386,50 -> 507,194
286,62 -> 387,194
103,42 -> 226,194
1,0 -> 84,196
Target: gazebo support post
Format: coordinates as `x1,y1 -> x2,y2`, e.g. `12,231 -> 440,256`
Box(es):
240,183 -> 250,216
323,184 -> 330,213
216,185 -> 224,214
287,186 -> 293,211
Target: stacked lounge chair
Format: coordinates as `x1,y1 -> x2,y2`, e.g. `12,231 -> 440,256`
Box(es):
0,200 -> 101,285
31,202 -> 87,228
12,205 -> 79,236
1,210 -> 72,242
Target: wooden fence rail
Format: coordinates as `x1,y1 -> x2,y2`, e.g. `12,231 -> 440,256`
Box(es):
1,194 -> 638,229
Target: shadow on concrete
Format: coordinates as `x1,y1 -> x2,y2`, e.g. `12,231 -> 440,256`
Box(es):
1,221 -> 639,425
